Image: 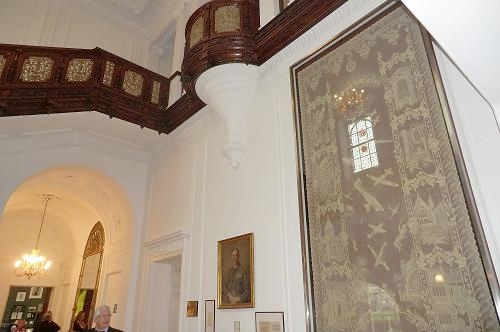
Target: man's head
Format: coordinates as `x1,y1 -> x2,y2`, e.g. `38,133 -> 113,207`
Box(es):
17,319 -> 25,328
231,248 -> 240,265
42,312 -> 52,322
93,305 -> 112,330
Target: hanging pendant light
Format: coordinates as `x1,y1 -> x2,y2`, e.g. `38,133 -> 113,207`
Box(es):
14,195 -> 53,279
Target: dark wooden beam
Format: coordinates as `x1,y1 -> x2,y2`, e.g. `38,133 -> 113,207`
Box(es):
255,0 -> 348,63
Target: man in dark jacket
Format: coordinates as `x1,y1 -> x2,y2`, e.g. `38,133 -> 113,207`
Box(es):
87,305 -> 123,332
33,312 -> 60,332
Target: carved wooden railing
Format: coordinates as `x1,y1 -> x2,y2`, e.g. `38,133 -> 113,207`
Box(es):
181,0 -> 259,95
177,0 -> 348,128
0,0 -> 348,134
0,44 -> 172,133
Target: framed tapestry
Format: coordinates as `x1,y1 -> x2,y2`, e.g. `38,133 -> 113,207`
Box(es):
291,2 -> 499,331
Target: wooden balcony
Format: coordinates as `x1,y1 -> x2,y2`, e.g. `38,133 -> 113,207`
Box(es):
0,0 -> 347,134
0,44 -> 174,133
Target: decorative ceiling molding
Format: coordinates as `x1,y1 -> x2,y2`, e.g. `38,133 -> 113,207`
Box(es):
72,1 -> 147,37
0,130 -> 151,163
108,0 -> 151,15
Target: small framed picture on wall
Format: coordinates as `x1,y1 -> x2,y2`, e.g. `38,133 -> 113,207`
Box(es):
255,312 -> 285,332
205,300 -> 215,332
187,301 -> 198,317
29,287 -> 43,299
16,292 -> 26,302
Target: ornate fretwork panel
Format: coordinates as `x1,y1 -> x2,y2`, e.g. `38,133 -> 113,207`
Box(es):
0,55 -> 6,77
215,5 -> 240,33
123,70 -> 144,96
103,61 -> 115,86
66,58 -> 94,82
20,56 -> 54,82
151,80 -> 160,104
190,17 -> 204,48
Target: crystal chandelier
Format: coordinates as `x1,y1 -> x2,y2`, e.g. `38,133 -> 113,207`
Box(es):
334,88 -> 365,113
14,195 -> 53,279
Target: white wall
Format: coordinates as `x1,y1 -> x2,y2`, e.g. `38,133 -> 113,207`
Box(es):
0,0 -> 160,69
142,0 -> 500,331
0,143 -> 148,331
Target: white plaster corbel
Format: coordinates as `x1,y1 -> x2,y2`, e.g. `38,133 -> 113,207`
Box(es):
195,63 -> 259,168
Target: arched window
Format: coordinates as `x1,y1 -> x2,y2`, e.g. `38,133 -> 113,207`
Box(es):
348,116 -> 379,172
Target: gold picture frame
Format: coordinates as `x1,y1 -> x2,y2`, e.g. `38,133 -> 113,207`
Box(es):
217,232 -> 254,309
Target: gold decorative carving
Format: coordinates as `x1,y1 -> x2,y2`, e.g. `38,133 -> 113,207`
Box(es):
123,70 -> 144,96
151,80 -> 160,104
293,5 -> 499,331
66,58 -> 94,82
20,56 -> 54,82
0,55 -> 6,77
190,17 -> 204,48
215,5 -> 240,33
103,61 -> 115,86
83,222 -> 105,257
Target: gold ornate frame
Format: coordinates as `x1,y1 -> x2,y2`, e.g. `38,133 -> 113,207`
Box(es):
217,232 -> 254,309
71,222 -> 104,328
291,2 -> 499,331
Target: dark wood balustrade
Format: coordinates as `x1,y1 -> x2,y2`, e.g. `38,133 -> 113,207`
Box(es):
0,44 -> 172,133
181,0 -> 259,95
0,0 -> 348,135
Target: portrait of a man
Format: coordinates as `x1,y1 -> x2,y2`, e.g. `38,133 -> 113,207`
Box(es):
218,233 -> 254,308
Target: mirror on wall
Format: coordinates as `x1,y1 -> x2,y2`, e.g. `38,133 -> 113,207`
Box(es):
71,222 -> 104,330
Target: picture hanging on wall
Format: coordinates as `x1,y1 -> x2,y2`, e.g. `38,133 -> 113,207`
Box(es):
205,300 -> 215,332
255,312 -> 284,332
186,301 -> 198,317
15,292 -> 26,302
291,1 -> 500,331
217,232 -> 254,309
29,287 -> 43,299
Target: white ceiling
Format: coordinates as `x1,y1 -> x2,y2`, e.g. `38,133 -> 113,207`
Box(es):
1,0 -> 184,271
79,0 -> 182,37
0,112 -> 167,153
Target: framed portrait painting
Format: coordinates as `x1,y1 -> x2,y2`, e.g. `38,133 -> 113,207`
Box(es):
217,232 -> 254,309
291,2 -> 499,331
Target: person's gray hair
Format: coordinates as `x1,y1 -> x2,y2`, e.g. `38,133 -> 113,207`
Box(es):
94,305 -> 111,319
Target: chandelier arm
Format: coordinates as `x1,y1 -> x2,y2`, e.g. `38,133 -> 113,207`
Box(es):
35,197 -> 49,249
